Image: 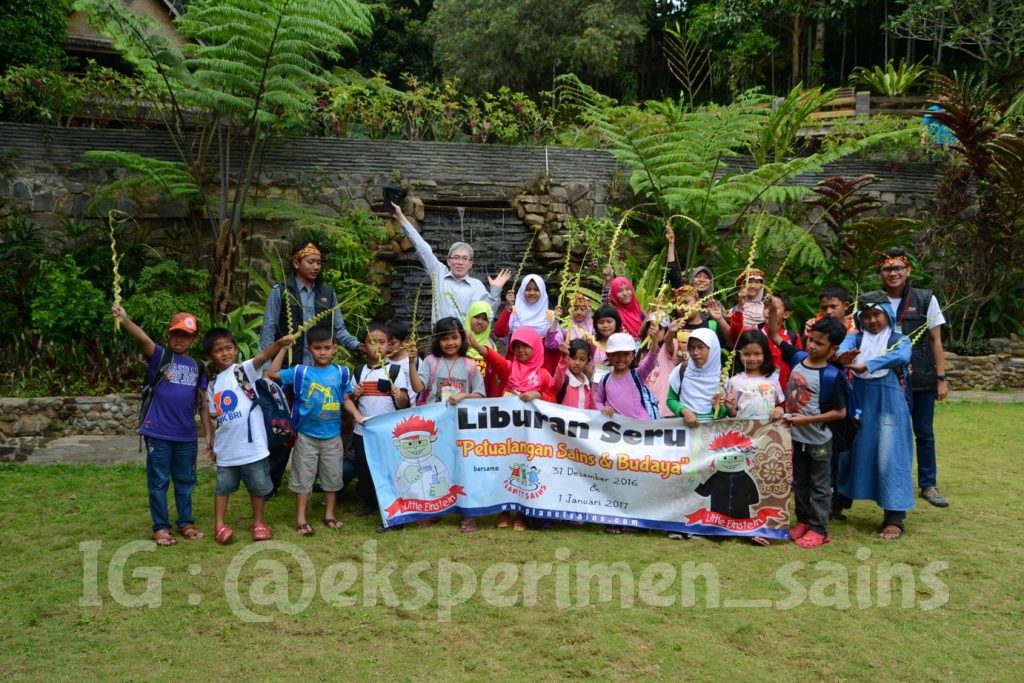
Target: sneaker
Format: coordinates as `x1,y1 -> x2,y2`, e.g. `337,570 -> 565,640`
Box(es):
787,523 -> 810,541
794,530 -> 830,548
921,487 -> 949,508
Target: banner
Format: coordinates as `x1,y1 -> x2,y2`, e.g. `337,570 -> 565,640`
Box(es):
363,398 -> 792,539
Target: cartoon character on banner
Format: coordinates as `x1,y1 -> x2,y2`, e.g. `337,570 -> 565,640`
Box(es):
694,430 -> 761,519
392,415 -> 451,499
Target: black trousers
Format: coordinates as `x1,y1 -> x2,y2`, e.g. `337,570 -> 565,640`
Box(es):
792,440 -> 832,535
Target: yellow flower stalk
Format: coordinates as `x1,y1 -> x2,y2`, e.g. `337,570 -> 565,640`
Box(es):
288,303 -> 343,341
108,211 -> 124,331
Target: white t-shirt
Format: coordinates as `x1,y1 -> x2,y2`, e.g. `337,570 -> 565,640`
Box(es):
726,371 -> 785,420
888,294 -> 945,330
353,363 -> 411,436
208,360 -> 268,467
391,356 -> 418,406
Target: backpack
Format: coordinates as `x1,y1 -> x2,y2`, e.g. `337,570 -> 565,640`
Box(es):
233,365 -> 296,450
138,347 -> 174,429
556,376 -> 571,404
356,363 -> 403,410
602,369 -> 661,421
416,355 -> 479,406
819,363 -> 860,452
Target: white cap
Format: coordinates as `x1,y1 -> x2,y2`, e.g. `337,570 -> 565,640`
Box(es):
605,332 -> 637,354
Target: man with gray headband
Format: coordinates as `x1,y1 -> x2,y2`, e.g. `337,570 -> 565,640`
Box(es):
393,202 -> 511,325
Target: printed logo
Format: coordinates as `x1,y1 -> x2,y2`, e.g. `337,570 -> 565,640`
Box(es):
504,463 -> 547,499
216,390 -> 238,417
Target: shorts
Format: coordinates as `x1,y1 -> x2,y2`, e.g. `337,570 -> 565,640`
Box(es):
288,433 -> 344,494
216,457 -> 273,497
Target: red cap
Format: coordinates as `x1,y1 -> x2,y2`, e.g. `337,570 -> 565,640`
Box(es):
168,312 -> 198,334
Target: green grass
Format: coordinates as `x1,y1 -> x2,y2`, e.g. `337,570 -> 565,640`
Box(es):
2,402 -> 1022,680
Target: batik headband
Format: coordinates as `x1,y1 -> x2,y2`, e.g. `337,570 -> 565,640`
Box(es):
735,268 -> 765,286
294,243 -> 321,260
877,253 -> 910,269
672,284 -> 698,302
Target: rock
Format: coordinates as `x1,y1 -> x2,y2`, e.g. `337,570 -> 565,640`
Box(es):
12,181 -> 31,199
535,232 -> 552,252
549,186 -> 569,200
31,191 -> 54,212
64,181 -> 85,194
12,414 -> 53,437
524,214 -> 544,228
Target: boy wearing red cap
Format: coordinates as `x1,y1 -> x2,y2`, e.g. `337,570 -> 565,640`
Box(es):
113,305 -> 213,547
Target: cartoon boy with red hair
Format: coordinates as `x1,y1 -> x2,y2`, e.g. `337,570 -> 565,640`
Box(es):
392,415 -> 450,499
695,431 -> 761,519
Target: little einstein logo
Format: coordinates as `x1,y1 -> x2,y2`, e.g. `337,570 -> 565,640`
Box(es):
504,462 -> 547,500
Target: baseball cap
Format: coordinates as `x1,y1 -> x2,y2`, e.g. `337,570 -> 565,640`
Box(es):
168,312 -> 198,334
605,332 -> 636,354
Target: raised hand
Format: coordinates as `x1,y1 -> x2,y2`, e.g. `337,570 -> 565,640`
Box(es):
489,268 -> 513,290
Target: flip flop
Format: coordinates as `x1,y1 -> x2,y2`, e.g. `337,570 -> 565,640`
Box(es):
152,529 -> 177,547
877,521 -> 905,540
177,524 -> 204,540
215,525 -> 234,545
323,518 -> 343,530
296,523 -> 315,537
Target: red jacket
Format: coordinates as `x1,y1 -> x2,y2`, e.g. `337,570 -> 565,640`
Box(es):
481,347 -> 555,402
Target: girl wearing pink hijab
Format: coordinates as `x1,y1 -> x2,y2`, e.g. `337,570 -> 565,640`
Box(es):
602,266 -> 645,338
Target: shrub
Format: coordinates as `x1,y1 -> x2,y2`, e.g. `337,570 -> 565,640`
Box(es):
30,256 -> 107,342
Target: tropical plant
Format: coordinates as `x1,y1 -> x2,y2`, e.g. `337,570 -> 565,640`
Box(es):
663,21 -> 711,111
556,74 -> 909,288
849,58 -> 931,96
808,174 -> 918,280
747,84 -> 836,165
122,261 -> 212,339
0,0 -> 71,72
30,256 -> 108,342
919,73 -> 1024,342
818,114 -> 929,162
74,0 -> 373,318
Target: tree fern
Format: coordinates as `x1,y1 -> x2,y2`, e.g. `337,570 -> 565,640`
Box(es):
73,0 -> 373,316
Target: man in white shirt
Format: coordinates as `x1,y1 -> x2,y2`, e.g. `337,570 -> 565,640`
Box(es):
391,202 -> 511,325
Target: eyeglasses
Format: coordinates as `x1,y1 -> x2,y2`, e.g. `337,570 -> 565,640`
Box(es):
448,255 -> 472,262
880,266 -> 907,274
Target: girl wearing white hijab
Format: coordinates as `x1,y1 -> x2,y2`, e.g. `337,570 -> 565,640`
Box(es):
667,327 -> 726,427
493,274 -> 562,372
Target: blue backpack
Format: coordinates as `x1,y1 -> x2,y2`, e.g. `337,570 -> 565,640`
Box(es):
233,366 -> 296,450
601,369 -> 662,421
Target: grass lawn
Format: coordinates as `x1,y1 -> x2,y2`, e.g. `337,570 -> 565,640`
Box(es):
1,401 -> 1022,680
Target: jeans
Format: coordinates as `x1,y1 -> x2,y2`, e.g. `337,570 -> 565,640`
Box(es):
145,437 -> 197,533
910,390 -> 938,489
793,440 -> 832,535
215,457 -> 273,497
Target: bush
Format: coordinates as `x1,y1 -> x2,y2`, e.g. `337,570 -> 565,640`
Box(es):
123,262 -> 211,338
818,115 -> 931,163
30,256 -> 107,342
0,0 -> 71,72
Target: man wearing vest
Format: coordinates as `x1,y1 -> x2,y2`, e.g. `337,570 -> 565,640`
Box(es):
869,248 -> 950,508
258,241 -> 361,495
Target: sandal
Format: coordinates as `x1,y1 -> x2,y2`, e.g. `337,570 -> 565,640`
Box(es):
295,523 -> 315,537
215,525 -> 234,545
495,512 -> 511,529
794,530 -> 830,548
877,521 -> 905,540
177,524 -> 204,541
787,523 -> 810,541
251,523 -> 272,542
512,517 -> 527,532
415,518 -> 438,528
750,536 -> 770,546
323,518 -> 343,530
459,517 -> 479,533
152,529 -> 177,547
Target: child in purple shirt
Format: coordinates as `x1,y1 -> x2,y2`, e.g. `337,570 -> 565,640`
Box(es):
114,305 -> 213,547
594,332 -> 659,420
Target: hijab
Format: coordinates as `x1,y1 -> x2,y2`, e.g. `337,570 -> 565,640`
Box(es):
691,265 -> 715,298
511,274 -> 551,337
567,302 -> 594,341
507,327 -> 546,393
854,303 -> 893,379
465,300 -> 495,361
735,269 -> 766,328
669,327 -> 722,414
610,277 -> 644,338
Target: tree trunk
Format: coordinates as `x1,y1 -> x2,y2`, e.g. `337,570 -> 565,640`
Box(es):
211,218 -> 236,320
791,15 -> 804,88
809,20 -> 826,85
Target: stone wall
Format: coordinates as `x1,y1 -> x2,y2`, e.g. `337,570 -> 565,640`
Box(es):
0,394 -> 138,461
944,336 -> 1024,390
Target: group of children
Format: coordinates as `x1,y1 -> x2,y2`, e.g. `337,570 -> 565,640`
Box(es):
120,243 -> 920,550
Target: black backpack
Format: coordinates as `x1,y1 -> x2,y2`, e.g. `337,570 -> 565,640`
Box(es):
820,363 -> 860,452
233,366 -> 296,450
138,347 -> 174,430
356,363 -> 403,409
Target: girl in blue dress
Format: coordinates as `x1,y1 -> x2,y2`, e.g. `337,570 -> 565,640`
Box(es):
834,293 -> 914,540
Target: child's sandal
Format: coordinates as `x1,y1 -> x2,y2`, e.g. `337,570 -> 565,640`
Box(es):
296,523 -> 315,537
215,525 -> 234,545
